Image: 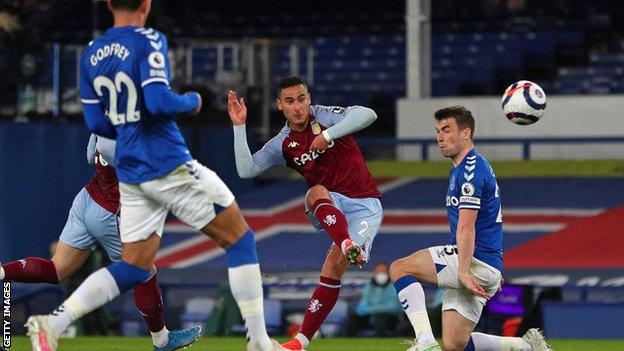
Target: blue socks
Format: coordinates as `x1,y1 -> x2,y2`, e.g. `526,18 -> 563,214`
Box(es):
107,261 -> 151,294
225,229 -> 259,267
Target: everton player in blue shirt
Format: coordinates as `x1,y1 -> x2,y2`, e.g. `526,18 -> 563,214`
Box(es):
26,1 -> 286,351
388,106 -> 551,351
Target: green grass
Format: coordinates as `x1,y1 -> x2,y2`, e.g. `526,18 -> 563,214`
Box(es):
8,336 -> 624,351
365,160 -> 624,179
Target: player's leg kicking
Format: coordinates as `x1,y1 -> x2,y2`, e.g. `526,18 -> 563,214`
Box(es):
283,184 -> 383,350
305,185 -> 366,266
25,161 -> 284,351
389,246 -> 551,351
13,188 -> 200,351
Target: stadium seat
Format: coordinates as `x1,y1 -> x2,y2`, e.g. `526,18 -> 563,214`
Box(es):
179,298 -> 216,330
590,52 -> 624,66
264,299 -> 283,334
319,299 -> 349,337
231,299 -> 283,335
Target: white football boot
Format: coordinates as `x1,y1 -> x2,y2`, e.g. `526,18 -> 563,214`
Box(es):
25,315 -> 58,351
522,328 -> 553,351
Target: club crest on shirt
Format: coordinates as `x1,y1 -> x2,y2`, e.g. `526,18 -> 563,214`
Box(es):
311,121 -> 321,135
449,175 -> 456,191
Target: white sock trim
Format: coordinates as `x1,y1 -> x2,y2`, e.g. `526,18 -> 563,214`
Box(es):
319,281 -> 341,288
150,326 -> 169,348
295,333 -> 310,347
312,202 -> 335,214
237,297 -> 264,318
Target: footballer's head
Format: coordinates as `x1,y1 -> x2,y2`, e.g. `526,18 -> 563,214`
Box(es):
276,76 -> 311,130
108,0 -> 151,25
434,105 -> 475,159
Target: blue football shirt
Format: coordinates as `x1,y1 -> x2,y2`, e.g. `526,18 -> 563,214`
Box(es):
80,26 -> 192,184
445,148 -> 504,271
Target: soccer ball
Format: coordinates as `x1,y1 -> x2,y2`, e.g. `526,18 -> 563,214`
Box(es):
501,80 -> 547,125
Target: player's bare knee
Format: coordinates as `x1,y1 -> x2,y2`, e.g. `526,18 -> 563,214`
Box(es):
389,259 -> 407,281
203,201 -> 249,246
305,184 -> 331,208
50,259 -> 69,281
443,338 -> 468,351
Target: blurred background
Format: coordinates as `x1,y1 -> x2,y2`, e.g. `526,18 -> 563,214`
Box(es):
0,0 -> 623,343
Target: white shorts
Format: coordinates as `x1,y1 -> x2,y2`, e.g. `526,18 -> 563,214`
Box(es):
119,160 -> 235,243
428,245 -> 502,324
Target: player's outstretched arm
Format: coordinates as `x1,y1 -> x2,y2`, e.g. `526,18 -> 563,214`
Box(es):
457,209 -> 491,299
310,105 -> 377,151
143,83 -> 201,117
321,106 -> 378,141
229,90 -> 260,177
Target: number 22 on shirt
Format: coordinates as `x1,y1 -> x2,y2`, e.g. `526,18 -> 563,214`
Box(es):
93,71 -> 141,125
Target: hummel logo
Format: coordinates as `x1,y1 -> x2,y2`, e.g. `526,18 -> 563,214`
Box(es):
308,299 -> 323,313
51,305 -> 66,316
323,215 -> 337,226
288,141 -> 299,148
400,299 -> 409,310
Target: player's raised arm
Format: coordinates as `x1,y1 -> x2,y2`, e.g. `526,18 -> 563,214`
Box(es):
138,33 -> 201,117
227,90 -> 247,125
312,105 -> 377,141
228,90 -> 286,178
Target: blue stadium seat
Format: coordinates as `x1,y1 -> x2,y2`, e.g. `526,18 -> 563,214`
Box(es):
231,299 -> 282,335
588,67 -> 624,77
557,31 -> 584,46
179,298 -> 215,330
319,299 -> 349,337
264,299 -> 283,334
525,32 -> 556,56
495,46 -> 524,70
557,67 -> 592,79
553,79 -> 585,94
589,52 -> 624,66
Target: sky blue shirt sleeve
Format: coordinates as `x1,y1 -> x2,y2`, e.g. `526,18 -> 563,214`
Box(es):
96,136 -> 116,165
310,105 -> 377,140
233,125 -> 286,178
253,132 -> 287,169
86,134 -> 97,165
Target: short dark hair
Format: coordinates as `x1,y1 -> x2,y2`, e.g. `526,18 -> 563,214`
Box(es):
277,76 -> 308,97
110,0 -> 144,11
434,105 -> 475,138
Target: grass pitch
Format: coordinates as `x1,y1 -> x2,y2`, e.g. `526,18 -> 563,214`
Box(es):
366,160 -> 624,179
8,336 -> 624,351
